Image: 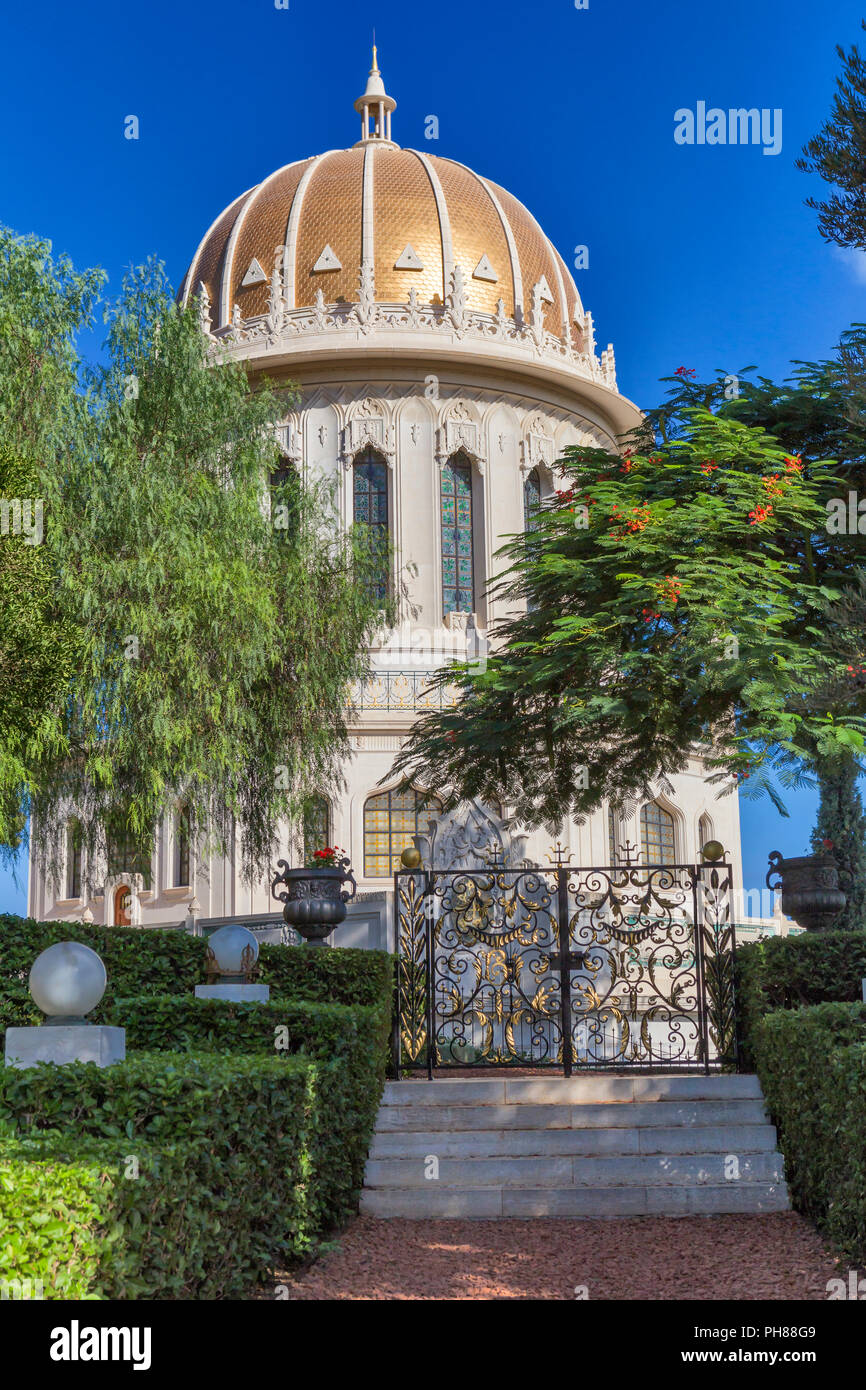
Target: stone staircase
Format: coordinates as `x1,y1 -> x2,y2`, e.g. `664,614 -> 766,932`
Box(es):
361,1074 -> 789,1218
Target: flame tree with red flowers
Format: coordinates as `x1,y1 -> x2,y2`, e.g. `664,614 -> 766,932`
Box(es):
392,386 -> 866,845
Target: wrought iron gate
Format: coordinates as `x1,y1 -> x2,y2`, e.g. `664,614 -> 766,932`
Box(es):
393,853 -> 737,1075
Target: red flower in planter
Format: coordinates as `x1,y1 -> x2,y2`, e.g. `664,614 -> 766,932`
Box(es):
310,846 -> 346,868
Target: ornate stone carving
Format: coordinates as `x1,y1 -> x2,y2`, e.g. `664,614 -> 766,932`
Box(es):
353,259 -> 378,330
438,399 -> 484,469
413,799 -> 531,871
522,412 -> 555,472
529,280 -> 547,348
342,397 -> 395,465
213,289 -> 617,392
265,255 -> 287,340
196,283 -> 212,338
445,265 -> 468,335
279,417 -> 302,464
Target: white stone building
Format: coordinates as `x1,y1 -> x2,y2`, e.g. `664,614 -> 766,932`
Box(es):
28,53 -> 755,946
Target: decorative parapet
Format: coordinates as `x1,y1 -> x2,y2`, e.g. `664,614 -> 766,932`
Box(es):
207,259 -> 618,392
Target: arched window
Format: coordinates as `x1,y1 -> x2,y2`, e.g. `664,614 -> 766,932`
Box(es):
66,820 -> 83,899
270,456 -> 300,538
175,804 -> 191,888
106,810 -> 152,891
353,448 -> 389,600
523,467 -> 542,531
698,815 -> 712,853
441,452 -> 475,615
364,786 -> 443,879
640,802 -> 676,865
302,794 -> 331,864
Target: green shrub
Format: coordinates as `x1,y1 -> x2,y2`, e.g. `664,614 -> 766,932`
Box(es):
735,929 -> 866,1065
0,914 -> 206,1045
752,1002 -> 866,1261
0,1052 -> 320,1298
105,994 -> 391,1186
107,993 -> 378,1060
0,920 -> 395,1297
258,942 -> 394,1010
0,913 -> 393,1044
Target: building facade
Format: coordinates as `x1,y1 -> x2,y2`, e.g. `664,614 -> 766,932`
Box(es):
28,53 -> 757,945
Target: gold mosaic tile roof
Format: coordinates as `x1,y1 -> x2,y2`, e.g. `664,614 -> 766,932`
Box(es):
182,146 -> 582,345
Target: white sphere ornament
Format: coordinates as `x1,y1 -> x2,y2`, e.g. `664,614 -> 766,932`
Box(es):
206,924 -> 259,981
29,941 -> 107,1021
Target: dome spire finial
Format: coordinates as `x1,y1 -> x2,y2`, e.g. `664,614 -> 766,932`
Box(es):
354,43 -> 397,147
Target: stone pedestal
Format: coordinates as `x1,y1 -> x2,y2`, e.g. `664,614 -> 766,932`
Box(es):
4,1025 -> 126,1070
194,983 -> 271,1003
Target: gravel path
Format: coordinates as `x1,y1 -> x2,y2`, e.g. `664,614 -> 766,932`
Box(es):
271,1212 -> 839,1300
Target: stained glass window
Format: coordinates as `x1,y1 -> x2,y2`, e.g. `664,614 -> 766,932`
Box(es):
640,802 -> 675,865
363,787 -> 443,879
353,449 -> 389,600
441,453 -> 475,615
175,804 -> 191,887
607,806 -> 618,865
302,795 -> 331,865
523,467 -> 542,530
66,821 -> 82,899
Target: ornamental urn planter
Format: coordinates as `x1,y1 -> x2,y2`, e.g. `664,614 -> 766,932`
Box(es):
766,850 -> 846,934
271,857 -> 357,946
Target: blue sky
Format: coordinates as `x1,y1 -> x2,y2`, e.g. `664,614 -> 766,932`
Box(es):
1,0 -> 863,913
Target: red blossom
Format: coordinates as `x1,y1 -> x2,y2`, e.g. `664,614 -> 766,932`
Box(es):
674,366 -> 697,378
748,503 -> 774,525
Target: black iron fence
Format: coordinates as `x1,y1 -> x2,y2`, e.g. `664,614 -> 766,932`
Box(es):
393,857 -> 737,1075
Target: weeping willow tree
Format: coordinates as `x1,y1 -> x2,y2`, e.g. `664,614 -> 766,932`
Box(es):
0,229 -> 390,886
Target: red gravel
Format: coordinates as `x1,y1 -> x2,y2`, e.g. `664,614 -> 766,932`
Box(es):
267,1212 -> 839,1300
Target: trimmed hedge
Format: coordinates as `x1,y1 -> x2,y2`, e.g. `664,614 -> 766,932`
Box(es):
0,917 -> 395,1296
752,1002 -> 866,1261
258,942 -> 394,1010
0,912 -> 393,1044
106,993 -> 383,1062
735,929 -> 866,1065
0,1052 -> 324,1298
105,993 -> 391,1179
0,914 -> 205,1044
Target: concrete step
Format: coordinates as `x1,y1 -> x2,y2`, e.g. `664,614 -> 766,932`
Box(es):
362,1073 -> 790,1219
364,1152 -> 784,1189
359,1181 -> 790,1219
382,1075 -> 763,1106
376,1098 -> 770,1132
369,1123 -> 780,1160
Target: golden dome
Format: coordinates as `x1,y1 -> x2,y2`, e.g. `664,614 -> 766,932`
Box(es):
182,146 -> 584,347
180,54 -> 586,353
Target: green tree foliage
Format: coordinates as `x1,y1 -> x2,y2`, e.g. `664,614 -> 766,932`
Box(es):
0,229 -> 389,880
0,450 -> 81,854
797,20 -> 866,251
393,399 -> 866,829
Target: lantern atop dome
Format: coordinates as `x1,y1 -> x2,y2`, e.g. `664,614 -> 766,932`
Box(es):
354,45 -> 397,147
